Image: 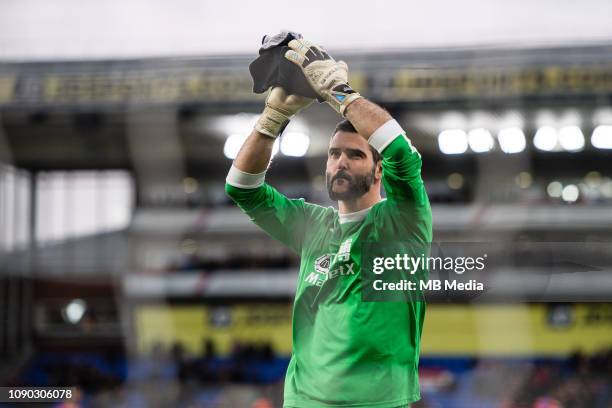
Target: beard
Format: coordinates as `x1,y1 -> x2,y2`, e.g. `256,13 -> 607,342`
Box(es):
326,166 -> 376,201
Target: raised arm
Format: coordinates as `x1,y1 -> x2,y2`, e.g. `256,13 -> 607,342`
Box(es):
284,39 -> 426,204
225,87 -> 318,254
343,98 -> 392,139
233,87 -> 312,173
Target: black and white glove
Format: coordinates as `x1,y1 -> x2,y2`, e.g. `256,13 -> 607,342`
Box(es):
254,87 -> 314,138
284,39 -> 362,116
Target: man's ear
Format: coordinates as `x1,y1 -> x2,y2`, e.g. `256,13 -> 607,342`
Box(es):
375,160 -> 383,180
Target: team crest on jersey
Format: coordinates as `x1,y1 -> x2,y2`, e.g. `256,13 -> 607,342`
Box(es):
336,238 -> 352,262
314,254 -> 331,274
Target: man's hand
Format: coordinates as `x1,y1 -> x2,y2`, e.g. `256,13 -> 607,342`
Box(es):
255,87 -> 314,138
284,39 -> 362,116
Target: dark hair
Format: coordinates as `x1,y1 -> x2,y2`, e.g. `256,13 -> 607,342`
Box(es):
332,119 -> 381,163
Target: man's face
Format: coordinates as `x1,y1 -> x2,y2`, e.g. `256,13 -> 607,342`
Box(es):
326,131 -> 380,201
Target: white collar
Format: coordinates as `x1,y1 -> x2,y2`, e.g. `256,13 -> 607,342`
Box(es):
338,200 -> 383,224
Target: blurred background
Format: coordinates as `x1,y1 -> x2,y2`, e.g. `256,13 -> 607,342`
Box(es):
1,1 -> 612,407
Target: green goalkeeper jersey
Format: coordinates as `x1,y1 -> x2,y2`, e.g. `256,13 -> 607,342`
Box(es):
226,120 -> 432,407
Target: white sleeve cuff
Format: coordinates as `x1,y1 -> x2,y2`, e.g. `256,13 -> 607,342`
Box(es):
226,165 -> 266,189
368,119 -> 405,153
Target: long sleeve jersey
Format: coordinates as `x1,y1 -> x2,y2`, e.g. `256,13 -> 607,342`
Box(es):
226,119 -> 433,407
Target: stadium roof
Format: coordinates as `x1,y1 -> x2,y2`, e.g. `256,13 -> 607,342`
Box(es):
1,0 -> 612,61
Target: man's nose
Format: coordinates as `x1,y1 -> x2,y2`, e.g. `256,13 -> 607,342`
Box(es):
337,153 -> 349,169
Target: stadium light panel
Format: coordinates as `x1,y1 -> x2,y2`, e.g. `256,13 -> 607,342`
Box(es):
533,126 -> 558,151
281,132 -> 310,157
223,133 -> 247,159
467,128 -> 494,153
561,184 -> 579,202
558,126 -> 584,152
272,139 -> 280,157
62,299 -> 87,324
585,171 -> 602,187
601,180 -> 612,198
447,173 -> 464,189
515,172 -> 532,189
438,129 -> 468,154
224,133 -> 279,159
591,125 -> 612,149
497,127 -> 526,154
547,181 -> 563,198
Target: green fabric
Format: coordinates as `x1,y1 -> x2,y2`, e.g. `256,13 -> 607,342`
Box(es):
226,134 -> 432,407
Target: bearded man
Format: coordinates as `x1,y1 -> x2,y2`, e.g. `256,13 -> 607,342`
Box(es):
226,38 -> 432,408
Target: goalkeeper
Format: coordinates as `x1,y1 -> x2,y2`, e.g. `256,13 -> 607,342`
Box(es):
226,39 -> 432,408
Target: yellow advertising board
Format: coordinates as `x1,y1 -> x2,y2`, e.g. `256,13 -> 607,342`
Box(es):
135,303 -> 293,356
134,303 -> 612,357
421,303 -> 612,356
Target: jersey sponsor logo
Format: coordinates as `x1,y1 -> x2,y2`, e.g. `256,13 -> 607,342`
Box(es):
326,262 -> 356,280
305,272 -> 321,285
306,250 -> 357,286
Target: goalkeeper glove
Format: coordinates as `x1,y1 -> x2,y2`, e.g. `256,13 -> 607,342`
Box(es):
254,87 -> 314,138
284,39 -> 362,116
